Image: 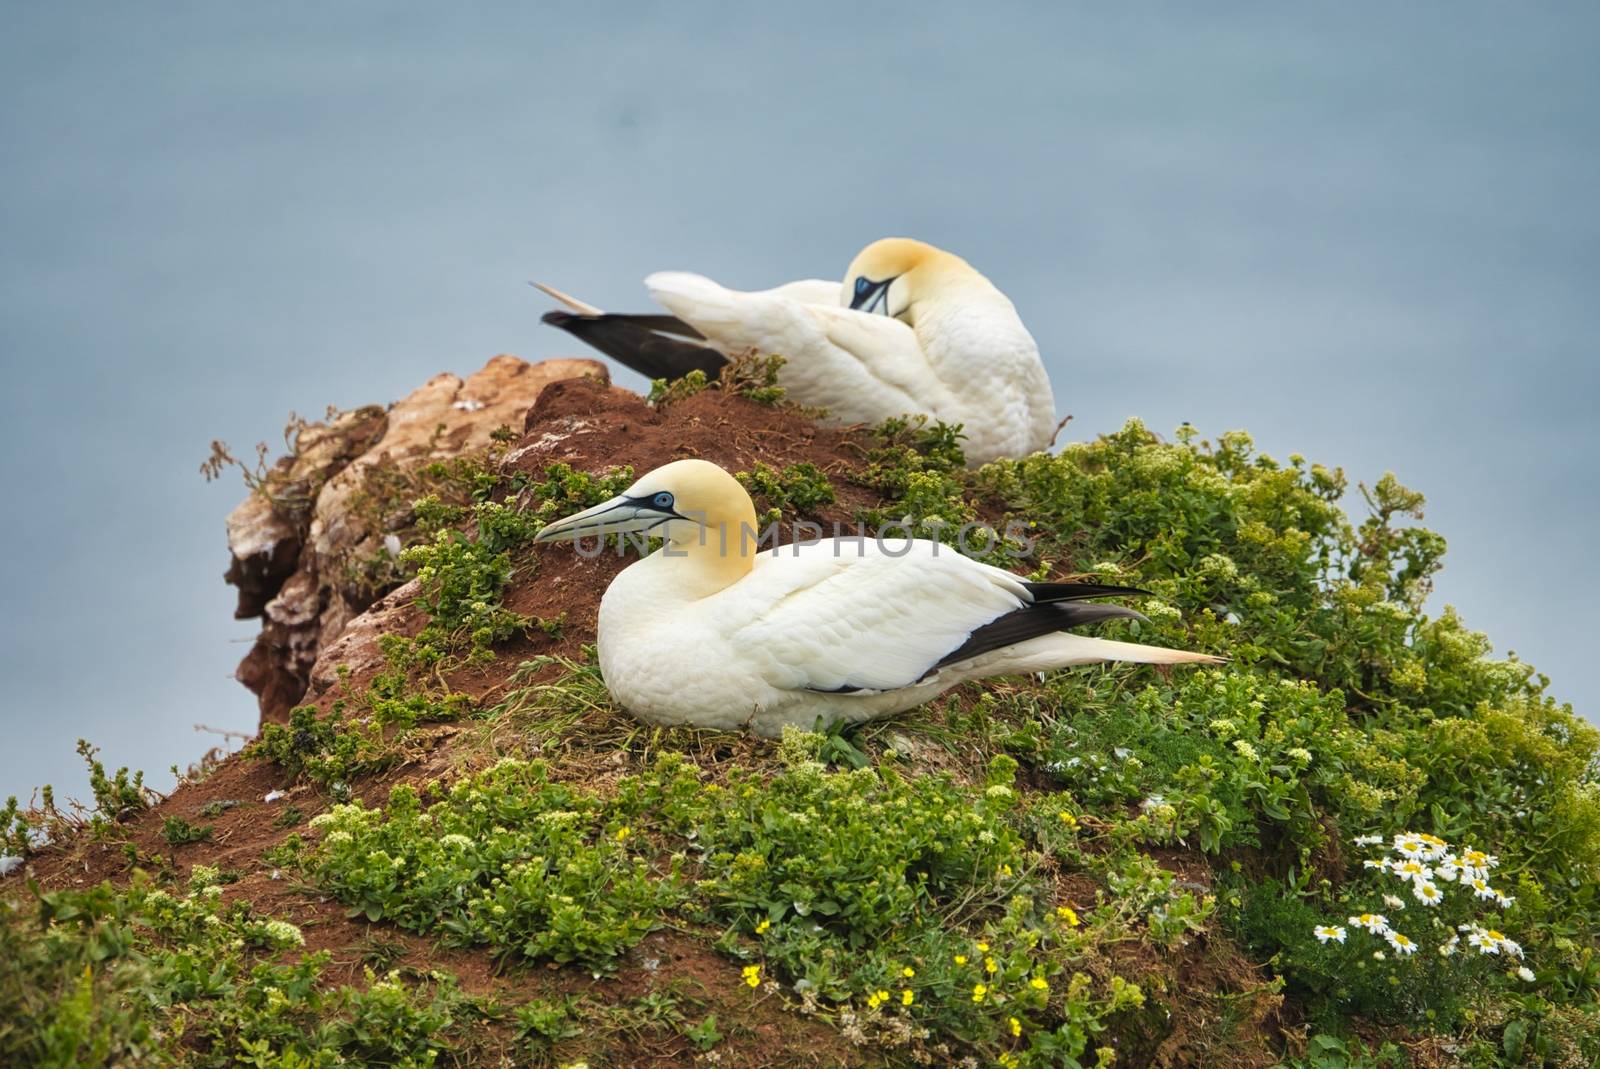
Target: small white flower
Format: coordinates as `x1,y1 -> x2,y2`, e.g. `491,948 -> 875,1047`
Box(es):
1516,966 -> 1535,982
1393,859 -> 1432,882
1386,931 -> 1418,955
1413,881 -> 1442,906
1438,935 -> 1460,957
1382,894 -> 1406,910
1353,834 -> 1384,847
1348,913 -> 1390,935
1314,925 -> 1347,944
1392,833 -> 1426,857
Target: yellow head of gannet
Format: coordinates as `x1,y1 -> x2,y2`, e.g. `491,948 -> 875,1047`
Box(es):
535,460 -> 1221,736
841,237 -> 991,324
533,459 -> 758,593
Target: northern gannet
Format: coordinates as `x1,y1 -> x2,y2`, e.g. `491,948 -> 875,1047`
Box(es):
536,238 -> 1057,465
533,459 -> 1220,735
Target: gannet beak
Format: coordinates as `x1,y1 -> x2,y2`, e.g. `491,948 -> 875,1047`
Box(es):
849,277 -> 895,314
533,494 -> 683,544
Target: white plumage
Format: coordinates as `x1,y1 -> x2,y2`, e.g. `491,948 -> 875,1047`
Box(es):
534,460 -> 1220,736
539,238 -> 1059,465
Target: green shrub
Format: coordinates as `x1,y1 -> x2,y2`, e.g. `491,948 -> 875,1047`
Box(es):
303,762 -> 679,967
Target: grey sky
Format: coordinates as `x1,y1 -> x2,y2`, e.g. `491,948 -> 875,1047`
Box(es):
2,3 -> 1595,804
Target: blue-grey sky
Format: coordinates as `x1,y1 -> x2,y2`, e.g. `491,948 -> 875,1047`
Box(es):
2,3 -> 1596,804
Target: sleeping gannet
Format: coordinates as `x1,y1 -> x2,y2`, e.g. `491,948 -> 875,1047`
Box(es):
537,238 -> 1057,465
533,459 -> 1220,735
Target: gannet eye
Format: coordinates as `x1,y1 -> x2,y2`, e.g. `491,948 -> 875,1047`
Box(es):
854,276 -> 871,296
651,491 -> 675,510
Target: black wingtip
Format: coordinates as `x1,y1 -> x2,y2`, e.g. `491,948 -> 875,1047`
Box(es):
1023,581 -> 1153,604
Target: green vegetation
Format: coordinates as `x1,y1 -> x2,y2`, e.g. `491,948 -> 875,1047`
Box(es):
0,871 -> 472,1069
649,352 -> 789,407
304,761 -> 679,966
736,460 -> 837,523
160,816 -> 213,846
402,462 -> 632,658
7,416 -> 1597,1068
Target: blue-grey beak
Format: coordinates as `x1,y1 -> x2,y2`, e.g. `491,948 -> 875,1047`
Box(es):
533,494 -> 684,544
849,277 -> 894,314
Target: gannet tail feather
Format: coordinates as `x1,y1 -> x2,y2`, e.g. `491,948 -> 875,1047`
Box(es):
1013,633 -> 1226,671
530,281 -> 605,316
541,310 -> 727,382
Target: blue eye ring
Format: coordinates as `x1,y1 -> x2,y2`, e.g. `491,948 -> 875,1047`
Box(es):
854,276 -> 871,294
652,491 -> 675,510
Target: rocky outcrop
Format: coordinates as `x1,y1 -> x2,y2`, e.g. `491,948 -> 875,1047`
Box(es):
226,356 -> 607,725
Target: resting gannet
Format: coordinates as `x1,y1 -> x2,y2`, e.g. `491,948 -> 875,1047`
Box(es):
533,459 -> 1220,735
536,238 -> 1057,465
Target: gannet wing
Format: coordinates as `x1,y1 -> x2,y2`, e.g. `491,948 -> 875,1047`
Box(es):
763,278 -> 841,306
727,541 -> 1143,695
646,271 -> 935,421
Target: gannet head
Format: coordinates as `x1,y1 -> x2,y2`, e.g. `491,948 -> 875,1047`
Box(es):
842,237 -> 984,324
534,460 -> 759,579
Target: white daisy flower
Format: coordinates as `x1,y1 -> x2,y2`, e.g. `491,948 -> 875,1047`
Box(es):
1438,935 -> 1460,957
1386,931 -> 1418,955
1493,932 -> 1524,959
1363,858 -> 1392,872
1413,881 -> 1443,906
1494,890 -> 1515,908
1314,925 -> 1347,944
1434,858 -> 1462,883
1416,834 -> 1450,861
1353,834 -> 1384,847
1392,834 -> 1426,857
1470,878 -> 1499,901
1394,859 -> 1432,882
1348,913 -> 1391,935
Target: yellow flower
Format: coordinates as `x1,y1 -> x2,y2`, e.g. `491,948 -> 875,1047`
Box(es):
1009,1016 -> 1022,1037
953,954 -> 968,965
866,991 -> 884,1009
741,965 -> 761,988
615,826 -> 630,841
1058,811 -> 1078,828
1056,906 -> 1080,927
972,983 -> 988,1003
754,918 -> 771,935
901,988 -> 914,1006
977,941 -> 990,952
985,957 -> 998,974
999,1054 -> 1020,1069
1029,976 -> 1049,992
1000,864 -> 1014,877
